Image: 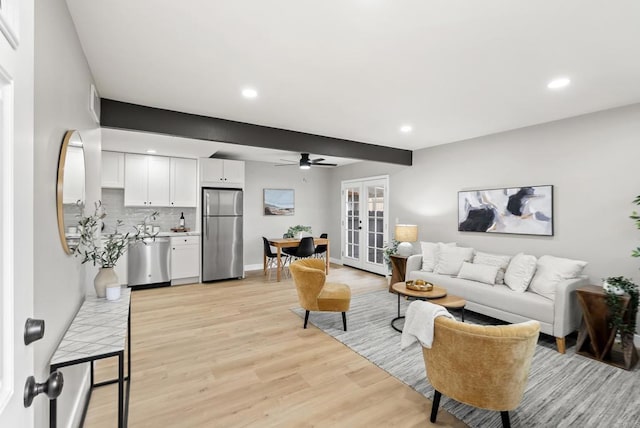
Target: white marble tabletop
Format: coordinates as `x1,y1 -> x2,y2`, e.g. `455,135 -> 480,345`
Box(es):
50,288 -> 131,367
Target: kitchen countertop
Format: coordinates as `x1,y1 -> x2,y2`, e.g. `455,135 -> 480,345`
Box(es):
65,231 -> 200,239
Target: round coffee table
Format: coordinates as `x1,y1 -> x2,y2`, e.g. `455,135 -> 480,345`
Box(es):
390,281 -> 466,332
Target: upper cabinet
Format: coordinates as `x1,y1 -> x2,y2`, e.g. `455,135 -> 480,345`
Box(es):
170,158 -> 197,207
122,153 -> 196,207
200,158 -> 245,187
101,151 -> 125,188
124,154 -> 170,207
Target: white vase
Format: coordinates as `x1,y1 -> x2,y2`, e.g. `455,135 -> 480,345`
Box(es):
603,281 -> 625,296
94,267 -> 119,298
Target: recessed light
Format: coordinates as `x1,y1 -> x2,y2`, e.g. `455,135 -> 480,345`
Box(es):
547,77 -> 571,89
400,125 -> 413,134
241,87 -> 258,99
146,149 -> 157,154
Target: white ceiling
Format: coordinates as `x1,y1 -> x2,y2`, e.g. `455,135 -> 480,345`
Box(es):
68,0 -> 640,157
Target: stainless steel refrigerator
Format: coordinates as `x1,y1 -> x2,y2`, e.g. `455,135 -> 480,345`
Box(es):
202,188 -> 243,281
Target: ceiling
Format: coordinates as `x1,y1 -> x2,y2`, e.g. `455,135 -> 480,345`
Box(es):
68,0 -> 640,160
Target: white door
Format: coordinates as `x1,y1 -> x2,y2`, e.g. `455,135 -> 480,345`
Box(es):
1,0 -> 36,426
146,155 -> 170,206
170,157 -> 197,207
341,176 -> 389,275
124,153 -> 149,206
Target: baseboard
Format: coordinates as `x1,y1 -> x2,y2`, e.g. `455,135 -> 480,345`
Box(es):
67,364 -> 91,428
329,257 -> 342,265
244,263 -> 263,272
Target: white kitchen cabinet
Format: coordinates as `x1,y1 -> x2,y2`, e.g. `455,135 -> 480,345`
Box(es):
101,151 -> 125,188
171,235 -> 200,284
124,154 -> 170,207
200,158 -> 244,187
170,158 -> 197,207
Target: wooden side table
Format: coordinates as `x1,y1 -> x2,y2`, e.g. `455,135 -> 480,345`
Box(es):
576,285 -> 638,370
389,255 -> 408,292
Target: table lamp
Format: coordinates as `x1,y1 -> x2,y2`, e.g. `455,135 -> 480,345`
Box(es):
395,224 -> 418,256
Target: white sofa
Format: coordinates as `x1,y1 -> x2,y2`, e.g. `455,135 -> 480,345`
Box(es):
406,253 -> 588,353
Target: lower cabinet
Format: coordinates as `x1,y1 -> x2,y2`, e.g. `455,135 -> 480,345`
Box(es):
171,236 -> 200,285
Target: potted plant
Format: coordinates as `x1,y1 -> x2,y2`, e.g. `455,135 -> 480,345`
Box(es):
75,201 -> 158,297
285,225 -> 312,239
603,276 -> 638,348
383,239 -> 399,274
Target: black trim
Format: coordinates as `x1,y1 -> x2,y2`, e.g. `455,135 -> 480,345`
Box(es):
101,99 -> 413,166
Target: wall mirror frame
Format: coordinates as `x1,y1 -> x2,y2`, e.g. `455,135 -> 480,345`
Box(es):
56,130 -> 86,254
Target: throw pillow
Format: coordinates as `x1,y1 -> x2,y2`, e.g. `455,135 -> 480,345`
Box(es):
504,253 -> 537,292
433,245 -> 474,275
473,252 -> 512,284
529,255 -> 588,300
420,241 -> 456,272
457,262 -> 500,285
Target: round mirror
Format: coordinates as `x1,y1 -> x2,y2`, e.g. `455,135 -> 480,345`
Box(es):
56,130 -> 86,254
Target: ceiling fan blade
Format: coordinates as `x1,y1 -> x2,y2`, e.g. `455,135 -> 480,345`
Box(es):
310,158 -> 325,163
311,162 -> 337,166
274,163 -> 296,167
278,159 -> 296,163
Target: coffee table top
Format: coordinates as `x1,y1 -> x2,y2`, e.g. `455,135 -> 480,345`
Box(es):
391,281 -> 447,299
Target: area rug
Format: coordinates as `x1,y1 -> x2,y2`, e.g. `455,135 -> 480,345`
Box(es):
291,290 -> 639,428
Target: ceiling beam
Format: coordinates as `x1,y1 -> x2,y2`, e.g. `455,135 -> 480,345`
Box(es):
100,99 -> 412,166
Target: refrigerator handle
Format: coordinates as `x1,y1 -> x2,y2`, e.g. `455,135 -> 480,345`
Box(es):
205,192 -> 210,217
205,217 -> 208,240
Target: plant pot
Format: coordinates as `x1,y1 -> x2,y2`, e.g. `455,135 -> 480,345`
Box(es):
603,280 -> 625,296
94,267 -> 119,298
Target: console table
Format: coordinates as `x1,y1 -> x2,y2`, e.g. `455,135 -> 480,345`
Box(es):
576,285 -> 638,370
49,288 -> 131,427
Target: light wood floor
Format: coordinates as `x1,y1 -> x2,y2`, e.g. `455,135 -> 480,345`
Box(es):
84,264 -> 466,427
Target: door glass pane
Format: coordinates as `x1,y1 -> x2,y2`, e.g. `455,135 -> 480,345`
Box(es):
344,187 -> 360,259
366,184 -> 385,265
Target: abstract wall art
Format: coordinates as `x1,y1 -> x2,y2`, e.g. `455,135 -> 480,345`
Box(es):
263,188 -> 295,216
458,185 -> 553,236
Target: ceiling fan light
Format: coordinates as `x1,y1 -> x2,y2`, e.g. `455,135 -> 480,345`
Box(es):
300,164 -> 311,170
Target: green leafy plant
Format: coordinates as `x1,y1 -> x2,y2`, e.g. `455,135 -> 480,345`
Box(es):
631,194 -> 640,258
383,239 -> 399,271
285,225 -> 312,238
75,201 -> 158,268
603,276 -> 638,345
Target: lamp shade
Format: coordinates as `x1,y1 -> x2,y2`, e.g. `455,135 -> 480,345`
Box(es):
395,224 -> 418,242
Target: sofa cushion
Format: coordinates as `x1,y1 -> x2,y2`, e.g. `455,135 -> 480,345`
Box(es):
473,251 -> 511,284
504,253 -> 537,292
457,262 -> 499,285
420,241 -> 456,272
529,255 -> 588,300
434,245 -> 474,275
407,270 -> 554,324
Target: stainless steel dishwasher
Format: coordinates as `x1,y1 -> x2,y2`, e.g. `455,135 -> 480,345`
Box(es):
127,237 -> 171,287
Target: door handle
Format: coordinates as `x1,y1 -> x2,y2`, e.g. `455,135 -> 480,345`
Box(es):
24,371 -> 64,407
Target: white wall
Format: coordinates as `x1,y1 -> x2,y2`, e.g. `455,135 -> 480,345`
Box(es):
34,0 -> 100,426
243,160 -> 331,267
329,103 -> 640,327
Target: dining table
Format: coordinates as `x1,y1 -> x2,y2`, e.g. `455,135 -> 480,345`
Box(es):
265,237 -> 330,281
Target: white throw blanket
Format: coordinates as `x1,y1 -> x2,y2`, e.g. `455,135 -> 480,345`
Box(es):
400,300 -> 455,350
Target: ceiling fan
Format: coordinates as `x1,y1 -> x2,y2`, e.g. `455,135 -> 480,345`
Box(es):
275,153 -> 338,169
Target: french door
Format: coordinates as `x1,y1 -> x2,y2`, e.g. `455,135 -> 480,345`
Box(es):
341,176 -> 389,275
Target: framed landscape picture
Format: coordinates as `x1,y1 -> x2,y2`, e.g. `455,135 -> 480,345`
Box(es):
458,185 -> 553,236
264,188 -> 294,216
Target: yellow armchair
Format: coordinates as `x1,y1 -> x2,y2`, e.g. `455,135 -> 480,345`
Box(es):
422,317 -> 540,428
289,258 -> 351,331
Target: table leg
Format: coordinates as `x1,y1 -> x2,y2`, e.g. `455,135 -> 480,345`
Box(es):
263,247 -> 267,275
276,247 -> 282,282
325,244 -> 330,274
118,351 -> 124,428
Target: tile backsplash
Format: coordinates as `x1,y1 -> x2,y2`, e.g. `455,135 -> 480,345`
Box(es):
98,189 -> 197,234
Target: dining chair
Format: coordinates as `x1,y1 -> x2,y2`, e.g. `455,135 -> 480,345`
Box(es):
314,233 -> 328,259
263,237 -> 288,280
291,236 -> 316,260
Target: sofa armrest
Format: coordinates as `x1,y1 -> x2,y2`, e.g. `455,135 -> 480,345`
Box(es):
406,254 -> 423,276
553,276 -> 589,337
